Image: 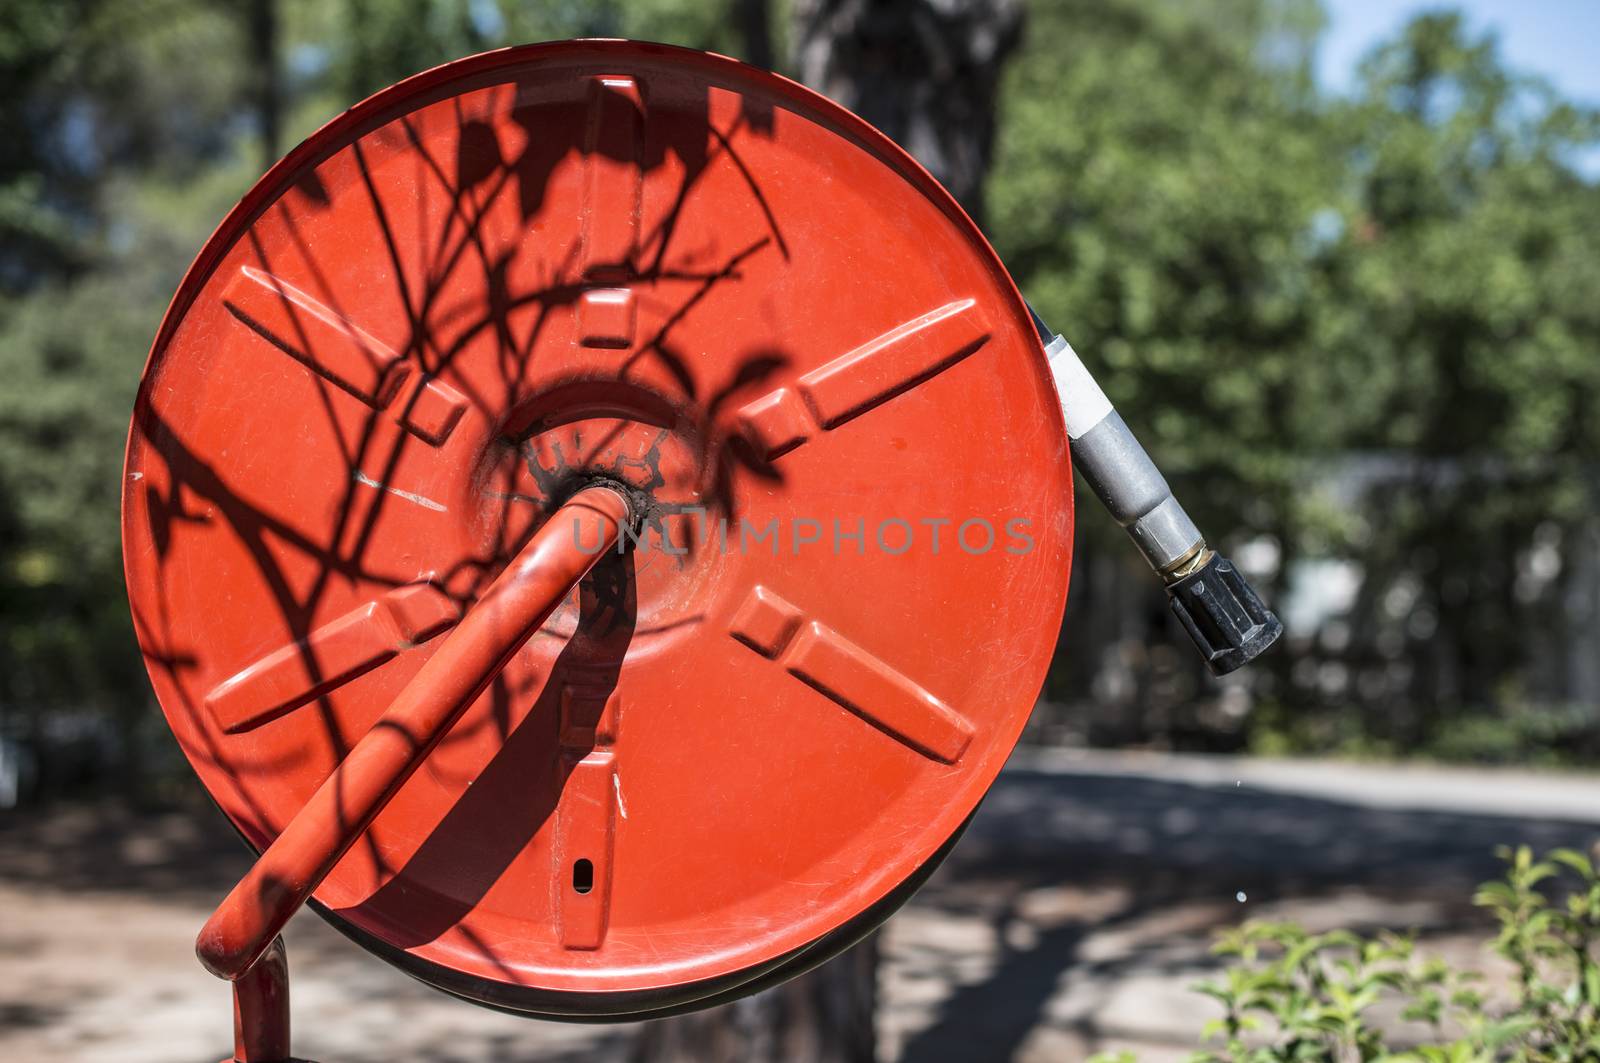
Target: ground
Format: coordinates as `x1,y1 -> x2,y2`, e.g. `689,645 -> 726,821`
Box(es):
3,750 -> 1598,1062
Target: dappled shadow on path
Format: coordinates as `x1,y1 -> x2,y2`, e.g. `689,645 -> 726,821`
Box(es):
895,765 -> 1600,1062
4,761 -> 1598,1058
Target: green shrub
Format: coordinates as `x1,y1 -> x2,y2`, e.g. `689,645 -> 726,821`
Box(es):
1091,846 -> 1600,1062
1245,704 -> 1600,769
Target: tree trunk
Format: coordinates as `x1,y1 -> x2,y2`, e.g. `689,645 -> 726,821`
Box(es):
790,0 -> 1024,225
630,934 -> 880,1063
629,4 -> 1022,1060
737,0 -> 776,72
246,0 -> 280,170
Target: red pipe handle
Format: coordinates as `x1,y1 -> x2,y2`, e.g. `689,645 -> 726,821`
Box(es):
197,486 -> 630,980
231,936 -> 289,1061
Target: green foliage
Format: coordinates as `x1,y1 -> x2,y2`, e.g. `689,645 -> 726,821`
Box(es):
0,0 -> 253,288
1092,846 -> 1600,1062
1248,703 -> 1600,768
1184,923 -> 1495,1062
290,0 -> 745,113
991,0 -> 1337,531
994,1 -> 1600,745
1303,15 -> 1600,743
0,269 -> 163,716
1468,845 -> 1600,1059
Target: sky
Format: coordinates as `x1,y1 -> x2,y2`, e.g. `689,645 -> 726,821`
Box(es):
1318,0 -> 1600,103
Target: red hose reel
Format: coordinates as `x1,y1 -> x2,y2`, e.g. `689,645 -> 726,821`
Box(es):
122,40 -> 1079,1055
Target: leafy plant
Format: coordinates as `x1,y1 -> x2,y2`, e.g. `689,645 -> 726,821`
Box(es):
1091,846 -> 1600,1062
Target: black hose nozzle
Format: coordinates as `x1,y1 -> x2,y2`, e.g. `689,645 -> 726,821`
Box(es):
1166,554 -> 1284,676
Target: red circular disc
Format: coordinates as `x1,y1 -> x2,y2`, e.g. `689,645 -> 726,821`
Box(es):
122,40 -> 1072,1014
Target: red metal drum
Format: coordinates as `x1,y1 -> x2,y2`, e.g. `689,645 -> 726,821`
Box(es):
122,40 -> 1073,1017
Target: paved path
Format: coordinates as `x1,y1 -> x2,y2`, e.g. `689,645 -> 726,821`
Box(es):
3,752 -> 1598,1061
1018,748 -> 1600,821
890,751 -> 1600,1061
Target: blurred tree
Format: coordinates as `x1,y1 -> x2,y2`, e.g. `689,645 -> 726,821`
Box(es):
0,0 -> 260,788
792,0 -> 1023,223
337,0 -> 498,102
989,0 -> 1337,745
993,1 -> 1600,757
630,943 -> 879,1063
1297,13 -> 1600,751
0,0 -> 251,291
245,0 -> 282,169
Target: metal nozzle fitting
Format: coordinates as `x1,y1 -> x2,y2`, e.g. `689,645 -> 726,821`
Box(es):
1031,305 -> 1284,676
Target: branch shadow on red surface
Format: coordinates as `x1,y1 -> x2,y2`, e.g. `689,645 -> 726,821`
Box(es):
128,71 -> 795,980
